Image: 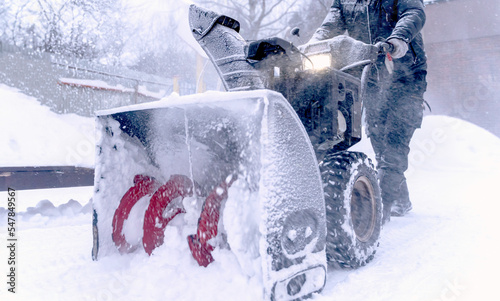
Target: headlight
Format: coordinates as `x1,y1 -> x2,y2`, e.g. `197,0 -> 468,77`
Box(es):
303,54 -> 332,70
337,110 -> 347,134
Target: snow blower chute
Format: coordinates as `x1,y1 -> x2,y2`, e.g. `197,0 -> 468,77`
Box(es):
93,4 -> 386,300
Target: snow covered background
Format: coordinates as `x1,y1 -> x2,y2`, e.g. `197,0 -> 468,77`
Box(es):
1,83 -> 500,300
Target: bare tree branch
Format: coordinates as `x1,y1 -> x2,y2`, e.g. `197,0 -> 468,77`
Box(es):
261,0 -> 299,28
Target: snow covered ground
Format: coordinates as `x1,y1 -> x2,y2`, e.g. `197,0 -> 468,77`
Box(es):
1,85 -> 500,300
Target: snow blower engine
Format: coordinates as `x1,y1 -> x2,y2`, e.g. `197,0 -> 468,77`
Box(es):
92,5 -> 387,301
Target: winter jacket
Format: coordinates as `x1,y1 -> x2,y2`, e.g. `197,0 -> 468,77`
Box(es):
311,0 -> 427,77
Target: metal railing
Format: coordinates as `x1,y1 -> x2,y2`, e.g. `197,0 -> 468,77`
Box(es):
0,40 -> 196,116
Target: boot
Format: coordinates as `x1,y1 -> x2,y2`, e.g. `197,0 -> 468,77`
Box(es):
382,202 -> 392,224
391,201 -> 412,216
390,179 -> 412,216
379,168 -> 413,219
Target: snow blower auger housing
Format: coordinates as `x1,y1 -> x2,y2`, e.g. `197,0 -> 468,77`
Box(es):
93,91 -> 328,300
92,5 -> 383,301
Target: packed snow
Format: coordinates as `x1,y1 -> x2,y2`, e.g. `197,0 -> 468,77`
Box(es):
1,85 -> 500,300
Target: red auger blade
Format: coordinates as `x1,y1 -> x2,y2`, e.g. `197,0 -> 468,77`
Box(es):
189,175 -> 236,266
142,174 -> 193,255
112,175 -> 159,254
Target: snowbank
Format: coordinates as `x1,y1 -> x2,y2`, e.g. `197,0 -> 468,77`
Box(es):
0,84 -> 95,167
353,113 -> 500,174
0,198 -> 91,219
409,114 -> 500,173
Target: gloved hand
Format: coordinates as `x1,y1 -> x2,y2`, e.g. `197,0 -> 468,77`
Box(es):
387,38 -> 408,59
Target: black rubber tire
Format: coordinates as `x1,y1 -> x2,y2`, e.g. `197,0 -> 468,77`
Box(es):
319,151 -> 382,269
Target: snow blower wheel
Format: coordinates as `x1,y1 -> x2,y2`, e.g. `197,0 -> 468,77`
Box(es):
320,151 -> 382,269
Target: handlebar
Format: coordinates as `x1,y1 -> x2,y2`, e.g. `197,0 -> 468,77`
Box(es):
376,41 -> 395,74
376,42 -> 394,54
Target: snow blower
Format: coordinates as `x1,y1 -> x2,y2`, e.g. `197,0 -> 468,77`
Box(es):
92,5 -> 387,300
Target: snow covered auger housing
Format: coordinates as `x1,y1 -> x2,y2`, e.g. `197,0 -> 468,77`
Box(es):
92,4 -> 384,301
92,91 -> 327,299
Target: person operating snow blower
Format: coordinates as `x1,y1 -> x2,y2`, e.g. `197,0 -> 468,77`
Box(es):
309,0 -> 428,222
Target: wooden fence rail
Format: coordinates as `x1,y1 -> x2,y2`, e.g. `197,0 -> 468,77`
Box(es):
0,166 -> 94,191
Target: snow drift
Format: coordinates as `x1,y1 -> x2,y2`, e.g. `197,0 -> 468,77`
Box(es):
0,84 -> 94,168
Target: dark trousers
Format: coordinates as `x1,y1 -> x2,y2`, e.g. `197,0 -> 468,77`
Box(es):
365,70 -> 427,208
